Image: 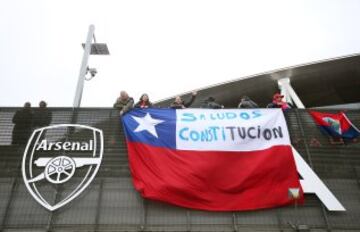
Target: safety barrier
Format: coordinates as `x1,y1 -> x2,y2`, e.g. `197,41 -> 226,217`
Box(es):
0,107 -> 359,231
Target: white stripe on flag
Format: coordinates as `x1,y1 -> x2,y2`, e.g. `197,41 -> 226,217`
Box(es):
176,109 -> 291,152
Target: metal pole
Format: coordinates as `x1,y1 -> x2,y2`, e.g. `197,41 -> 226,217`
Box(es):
140,199 -> 147,231
186,210 -> 191,232
46,185 -> 61,232
73,25 -> 95,108
232,212 -> 238,232
275,209 -> 284,232
0,178 -> 18,231
94,180 -> 103,232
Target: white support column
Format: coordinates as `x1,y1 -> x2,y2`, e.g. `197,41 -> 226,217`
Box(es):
73,25 -> 95,108
278,78 -> 306,109
277,78 -> 291,104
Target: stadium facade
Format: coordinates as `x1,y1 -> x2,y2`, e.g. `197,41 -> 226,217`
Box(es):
0,54 -> 360,231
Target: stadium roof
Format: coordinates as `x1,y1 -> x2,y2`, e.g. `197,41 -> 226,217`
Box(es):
156,53 -> 360,108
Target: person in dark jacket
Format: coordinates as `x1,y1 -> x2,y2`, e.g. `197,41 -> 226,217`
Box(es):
33,101 -> 52,129
12,102 -> 33,145
267,93 -> 291,110
170,91 -> 197,109
134,94 -> 153,108
238,96 -> 259,108
200,97 -> 223,109
113,91 -> 134,116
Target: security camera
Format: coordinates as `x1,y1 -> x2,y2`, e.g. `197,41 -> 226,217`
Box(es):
87,67 -> 97,77
85,67 -> 97,80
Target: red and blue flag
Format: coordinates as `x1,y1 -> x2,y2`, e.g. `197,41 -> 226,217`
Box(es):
309,111 -> 360,140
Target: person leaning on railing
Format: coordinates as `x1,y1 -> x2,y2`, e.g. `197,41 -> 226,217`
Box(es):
113,91 -> 134,116
238,95 -> 259,108
12,102 -> 33,145
32,101 -> 52,129
267,93 -> 291,111
134,93 -> 153,109
200,96 -> 223,109
170,91 -> 197,109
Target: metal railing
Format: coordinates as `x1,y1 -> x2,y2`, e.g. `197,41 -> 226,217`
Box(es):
0,107 -> 359,231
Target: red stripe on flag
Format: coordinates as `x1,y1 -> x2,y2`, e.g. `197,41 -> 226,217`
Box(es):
127,142 -> 303,211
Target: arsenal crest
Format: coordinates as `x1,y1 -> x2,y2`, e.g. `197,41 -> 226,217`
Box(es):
22,124 -> 103,211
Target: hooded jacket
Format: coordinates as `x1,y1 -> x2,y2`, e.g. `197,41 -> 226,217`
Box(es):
113,97 -> 134,113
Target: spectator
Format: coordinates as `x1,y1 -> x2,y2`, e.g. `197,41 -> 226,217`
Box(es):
170,91 -> 197,109
134,94 -> 153,108
238,96 -> 258,108
12,102 -> 33,145
200,97 -> 223,109
114,91 -> 134,116
33,101 -> 52,129
267,93 -> 291,110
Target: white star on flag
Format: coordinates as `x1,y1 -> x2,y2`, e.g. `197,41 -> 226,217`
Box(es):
132,113 -> 164,138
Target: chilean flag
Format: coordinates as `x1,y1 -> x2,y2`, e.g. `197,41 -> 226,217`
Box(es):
122,108 -> 303,211
309,111 -> 360,140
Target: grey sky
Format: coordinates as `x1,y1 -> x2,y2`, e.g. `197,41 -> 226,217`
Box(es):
1,0 -> 360,107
